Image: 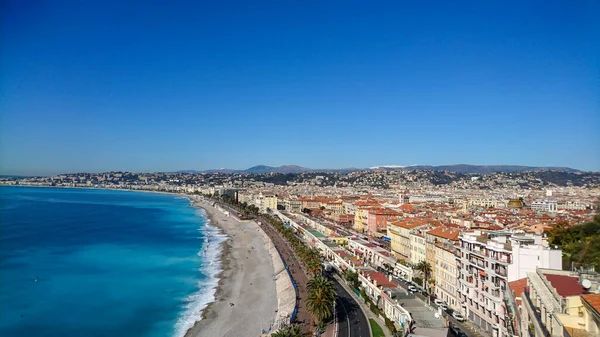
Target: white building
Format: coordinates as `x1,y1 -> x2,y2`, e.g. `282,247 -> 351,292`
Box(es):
530,200 -> 558,213
457,230 -> 562,337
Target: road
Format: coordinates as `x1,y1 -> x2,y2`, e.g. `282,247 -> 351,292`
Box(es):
333,277 -> 370,337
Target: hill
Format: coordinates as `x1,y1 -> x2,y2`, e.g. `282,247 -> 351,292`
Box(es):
178,164 -> 582,175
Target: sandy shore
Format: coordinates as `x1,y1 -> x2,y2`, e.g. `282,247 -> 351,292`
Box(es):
184,197 -> 278,337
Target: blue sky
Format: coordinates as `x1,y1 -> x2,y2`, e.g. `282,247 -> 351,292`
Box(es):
1,1 -> 598,175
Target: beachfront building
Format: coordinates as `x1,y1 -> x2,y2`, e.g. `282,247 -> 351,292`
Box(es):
256,193 -> 278,213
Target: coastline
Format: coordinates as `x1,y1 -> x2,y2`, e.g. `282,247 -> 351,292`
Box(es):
184,197 -> 279,337
2,185 -> 279,337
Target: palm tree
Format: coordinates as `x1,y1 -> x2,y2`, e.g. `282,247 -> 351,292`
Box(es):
307,276 -> 336,323
307,259 -> 323,277
414,261 -> 432,293
271,323 -> 306,337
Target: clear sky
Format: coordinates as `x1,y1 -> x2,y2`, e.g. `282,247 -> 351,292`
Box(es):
1,1 -> 598,175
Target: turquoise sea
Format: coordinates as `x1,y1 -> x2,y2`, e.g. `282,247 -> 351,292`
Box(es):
0,186 -> 224,337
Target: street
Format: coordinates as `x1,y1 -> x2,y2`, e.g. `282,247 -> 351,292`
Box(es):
333,277 -> 370,337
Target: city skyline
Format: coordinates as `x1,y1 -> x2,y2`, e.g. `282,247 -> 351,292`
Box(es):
1,1 -> 599,175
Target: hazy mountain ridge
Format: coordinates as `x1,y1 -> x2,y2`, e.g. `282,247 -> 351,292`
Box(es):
177,164 -> 583,174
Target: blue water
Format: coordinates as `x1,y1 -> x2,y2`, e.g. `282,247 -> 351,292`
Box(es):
0,186 -> 224,337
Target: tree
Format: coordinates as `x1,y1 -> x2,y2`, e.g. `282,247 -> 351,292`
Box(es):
343,269 -> 360,289
271,324 -> 306,337
413,261 -> 432,293
307,276 -> 336,324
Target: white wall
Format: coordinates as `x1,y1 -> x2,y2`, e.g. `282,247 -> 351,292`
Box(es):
508,245 -> 562,282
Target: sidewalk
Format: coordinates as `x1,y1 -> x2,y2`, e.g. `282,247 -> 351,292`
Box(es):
333,274 -> 392,337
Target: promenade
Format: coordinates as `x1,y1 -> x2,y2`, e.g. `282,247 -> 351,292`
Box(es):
258,215 -> 314,333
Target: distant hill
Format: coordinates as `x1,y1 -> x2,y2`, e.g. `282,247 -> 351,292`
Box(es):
176,164 -> 582,175
400,164 -> 581,174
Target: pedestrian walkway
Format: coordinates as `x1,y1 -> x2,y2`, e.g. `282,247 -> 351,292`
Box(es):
333,274 -> 391,337
453,318 -> 493,337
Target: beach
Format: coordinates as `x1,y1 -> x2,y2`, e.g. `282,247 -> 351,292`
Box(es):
184,197 -> 279,337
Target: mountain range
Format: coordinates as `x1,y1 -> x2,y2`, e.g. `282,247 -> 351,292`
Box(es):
176,164 -> 581,175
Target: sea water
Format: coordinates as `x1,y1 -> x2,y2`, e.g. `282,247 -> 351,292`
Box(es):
0,186 -> 225,337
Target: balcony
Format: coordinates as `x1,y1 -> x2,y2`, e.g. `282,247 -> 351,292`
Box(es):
492,254 -> 510,264
494,268 -> 508,277
470,247 -> 487,258
522,291 -> 550,337
469,258 -> 485,269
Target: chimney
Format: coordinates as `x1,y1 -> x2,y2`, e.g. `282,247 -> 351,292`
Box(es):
374,279 -> 378,287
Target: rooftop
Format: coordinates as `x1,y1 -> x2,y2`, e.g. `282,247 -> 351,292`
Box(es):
544,274 -> 587,298
509,278 -> 528,298
581,293 -> 600,315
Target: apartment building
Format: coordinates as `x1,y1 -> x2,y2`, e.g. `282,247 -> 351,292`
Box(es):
435,242 -> 460,310
426,226 -> 460,281
387,220 -> 417,261
283,197 -> 302,213
468,197 -> 502,209
256,194 -> 278,213
410,229 -> 427,265
367,208 -> 401,236
457,231 -> 562,337
458,230 -> 513,337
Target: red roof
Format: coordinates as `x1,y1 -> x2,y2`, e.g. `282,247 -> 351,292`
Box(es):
363,271 -> 397,288
509,278 -> 527,298
544,274 -> 587,298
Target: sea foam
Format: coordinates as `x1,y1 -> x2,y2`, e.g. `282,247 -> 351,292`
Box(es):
172,208 -> 227,337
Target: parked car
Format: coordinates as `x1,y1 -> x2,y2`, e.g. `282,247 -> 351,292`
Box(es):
450,324 -> 461,335
407,285 -> 418,293
434,299 -> 444,306
452,312 -> 466,322
439,303 -> 448,311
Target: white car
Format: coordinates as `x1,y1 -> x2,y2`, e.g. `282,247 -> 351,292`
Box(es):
452,312 -> 466,322
434,299 -> 444,306
407,285 -> 418,293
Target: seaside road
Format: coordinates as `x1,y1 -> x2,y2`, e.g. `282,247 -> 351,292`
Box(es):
257,216 -> 313,334
333,277 -> 370,337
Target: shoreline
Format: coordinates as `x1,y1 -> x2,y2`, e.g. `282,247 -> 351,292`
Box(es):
184,197 -> 279,336
4,185 -> 278,337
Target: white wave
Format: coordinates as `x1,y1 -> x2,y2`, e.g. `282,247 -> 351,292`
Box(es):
172,212 -> 227,337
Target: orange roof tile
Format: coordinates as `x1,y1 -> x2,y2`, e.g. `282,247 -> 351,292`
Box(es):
427,226 -> 461,241
509,278 -> 527,298
582,294 -> 600,314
